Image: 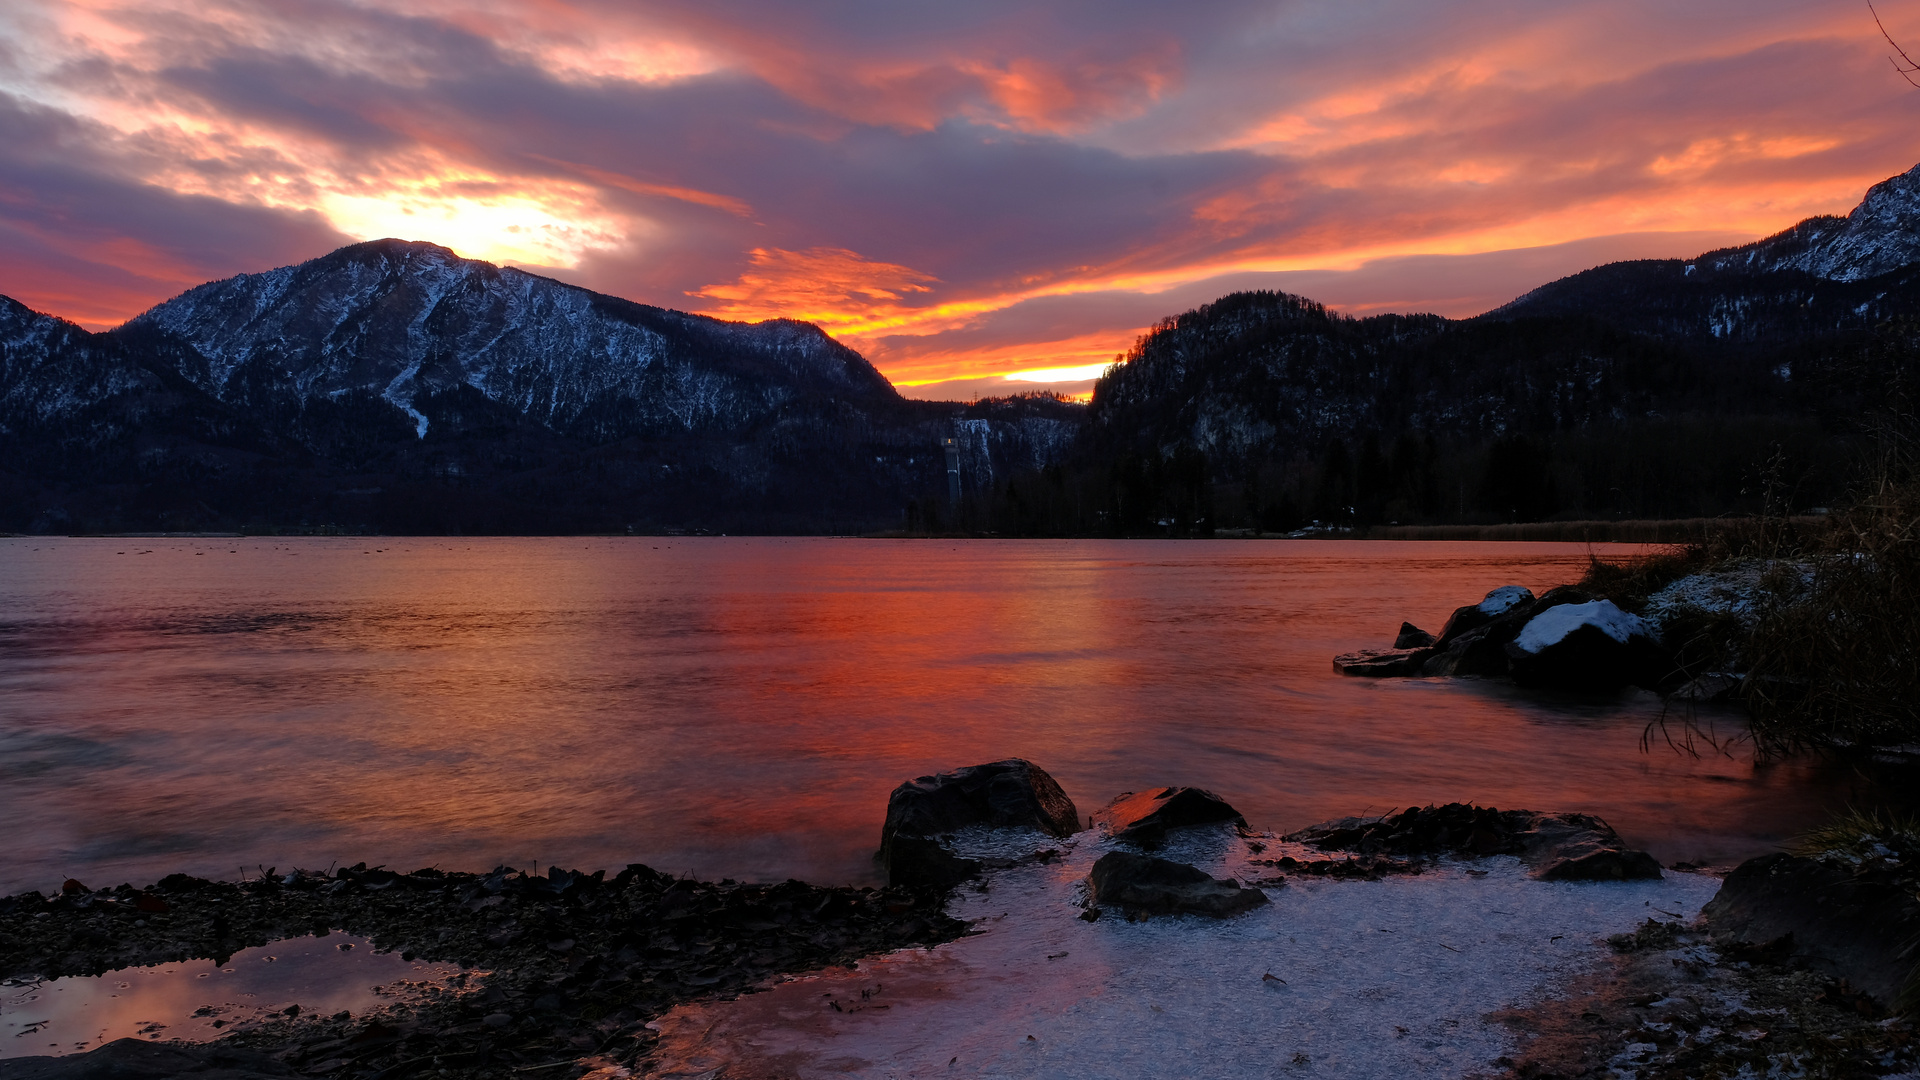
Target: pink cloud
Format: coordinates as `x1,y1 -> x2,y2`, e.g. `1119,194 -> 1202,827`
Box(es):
0,0 -> 1917,384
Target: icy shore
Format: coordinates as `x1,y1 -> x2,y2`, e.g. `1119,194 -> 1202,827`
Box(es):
641,826 -> 1721,1079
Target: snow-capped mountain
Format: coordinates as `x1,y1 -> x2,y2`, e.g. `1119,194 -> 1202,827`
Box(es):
1699,162 -> 1920,281
130,239 -> 897,440
1490,163 -> 1920,341
0,297 -> 158,429
0,241 -> 1078,533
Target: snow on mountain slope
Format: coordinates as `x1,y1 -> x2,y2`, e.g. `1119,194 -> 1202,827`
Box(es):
1701,162 -> 1920,282
128,240 -> 898,438
0,297 -> 160,430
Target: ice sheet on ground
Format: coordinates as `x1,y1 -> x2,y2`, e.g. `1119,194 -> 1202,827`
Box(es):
1513,600 -> 1650,653
0,934 -> 465,1059
643,826 -> 1720,1079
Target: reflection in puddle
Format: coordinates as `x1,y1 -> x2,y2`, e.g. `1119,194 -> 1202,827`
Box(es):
0,934 -> 465,1059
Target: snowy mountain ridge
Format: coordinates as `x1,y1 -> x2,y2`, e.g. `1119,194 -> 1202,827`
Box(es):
1697,162 -> 1920,282
130,239 -> 897,440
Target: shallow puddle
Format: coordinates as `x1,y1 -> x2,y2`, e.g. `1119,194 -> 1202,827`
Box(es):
0,934 -> 464,1058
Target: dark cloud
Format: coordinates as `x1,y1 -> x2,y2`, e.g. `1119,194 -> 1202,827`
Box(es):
0,92 -> 350,325
4,0 -> 1919,378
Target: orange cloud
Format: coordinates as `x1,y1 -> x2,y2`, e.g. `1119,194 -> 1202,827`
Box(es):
526,155 -> 754,217
691,247 -> 940,328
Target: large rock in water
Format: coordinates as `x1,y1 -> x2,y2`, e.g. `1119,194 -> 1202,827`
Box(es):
1703,852 -> 1920,1008
879,759 -> 1080,888
1504,599 -> 1670,691
1435,585 -> 1535,642
1103,787 -> 1247,846
1087,851 -> 1269,917
1420,586 -> 1591,678
1284,803 -> 1662,881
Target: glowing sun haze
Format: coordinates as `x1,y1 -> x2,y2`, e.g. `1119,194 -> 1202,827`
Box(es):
3,0 -> 1919,399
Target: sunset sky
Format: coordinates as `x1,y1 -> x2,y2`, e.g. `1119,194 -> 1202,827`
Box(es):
3,1 -> 1919,399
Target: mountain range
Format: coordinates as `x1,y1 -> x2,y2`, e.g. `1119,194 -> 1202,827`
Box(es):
0,241 -> 1075,533
5,163 -> 1920,534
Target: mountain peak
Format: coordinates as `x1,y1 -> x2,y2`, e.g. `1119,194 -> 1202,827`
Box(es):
1699,161 -> 1920,281
123,240 -> 897,439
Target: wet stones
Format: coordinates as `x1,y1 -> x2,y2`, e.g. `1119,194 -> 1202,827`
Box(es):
1086,852 -> 1268,917
1102,787 -> 1247,847
0,861 -> 969,1080
878,758 -> 1080,890
1286,803 -> 1662,881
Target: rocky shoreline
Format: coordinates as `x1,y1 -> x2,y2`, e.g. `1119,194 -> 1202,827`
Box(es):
3,759 -> 1914,1079
0,865 -> 964,1079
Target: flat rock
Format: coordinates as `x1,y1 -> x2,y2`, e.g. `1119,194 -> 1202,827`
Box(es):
0,1039 -> 291,1080
1086,851 -> 1268,917
1702,851 -> 1920,1007
1103,787 -> 1247,846
1285,803 -> 1661,881
1333,647 -> 1432,677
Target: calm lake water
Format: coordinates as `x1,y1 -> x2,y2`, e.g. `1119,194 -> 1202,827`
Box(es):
0,537 -> 1898,897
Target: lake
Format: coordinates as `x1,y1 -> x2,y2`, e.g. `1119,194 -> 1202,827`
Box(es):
0,537 -> 1895,897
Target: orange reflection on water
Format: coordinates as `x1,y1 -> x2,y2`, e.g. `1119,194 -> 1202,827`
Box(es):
0,538 -> 1905,897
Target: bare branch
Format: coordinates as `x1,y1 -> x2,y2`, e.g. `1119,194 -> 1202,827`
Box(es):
1870,0 -> 1920,87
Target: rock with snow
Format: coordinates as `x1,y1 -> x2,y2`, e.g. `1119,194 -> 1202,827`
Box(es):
1102,787 -> 1247,847
1435,586 -> 1537,643
1504,599 -> 1669,691
1086,851 -> 1268,917
880,759 -> 1079,888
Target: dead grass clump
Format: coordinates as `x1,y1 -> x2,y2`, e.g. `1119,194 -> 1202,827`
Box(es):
1789,805 -> 1920,861
1741,319 -> 1920,751
1657,605 -> 1751,675
1575,544 -> 1710,612
1742,454 -> 1920,751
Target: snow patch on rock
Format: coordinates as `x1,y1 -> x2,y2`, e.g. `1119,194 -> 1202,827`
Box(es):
1513,600 -> 1652,655
1478,585 -> 1533,616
